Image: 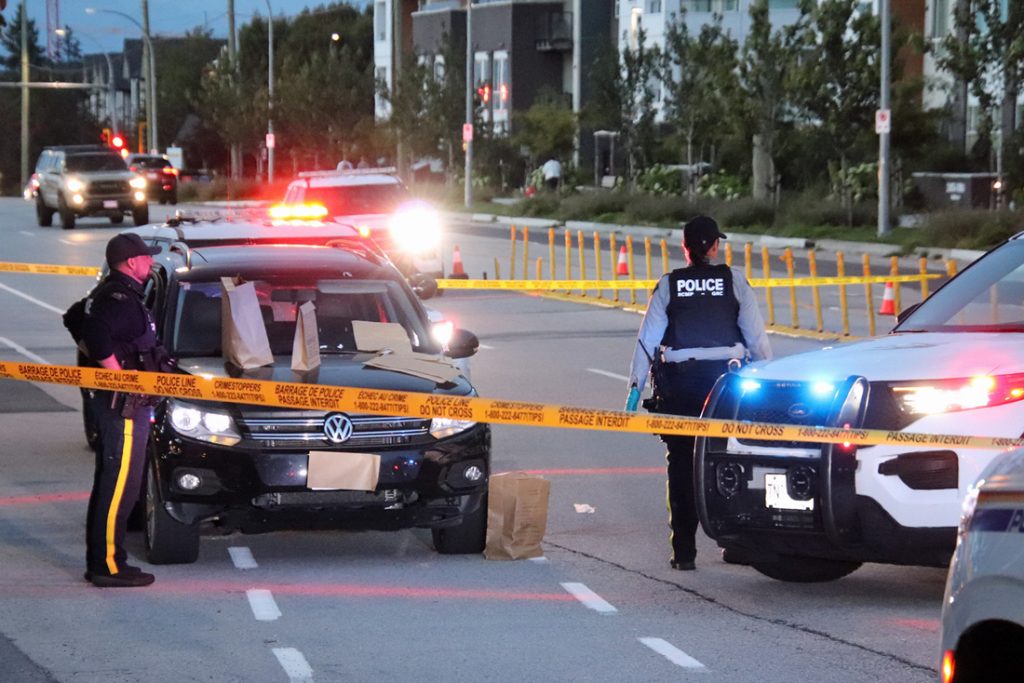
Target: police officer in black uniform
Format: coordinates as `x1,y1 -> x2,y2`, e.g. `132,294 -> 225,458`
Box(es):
627,216 -> 771,570
79,233 -> 163,587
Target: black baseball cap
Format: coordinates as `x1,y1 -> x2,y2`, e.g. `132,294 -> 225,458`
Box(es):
683,215 -> 727,250
106,233 -> 161,265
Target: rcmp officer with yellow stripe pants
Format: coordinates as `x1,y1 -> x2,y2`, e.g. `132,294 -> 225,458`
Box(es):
78,233 -> 165,587
627,216 -> 771,571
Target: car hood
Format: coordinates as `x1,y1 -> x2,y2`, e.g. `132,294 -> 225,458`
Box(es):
76,170 -> 134,181
179,354 -> 473,396
742,332 -> 1024,382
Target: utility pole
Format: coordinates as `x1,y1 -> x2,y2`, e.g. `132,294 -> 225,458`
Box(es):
141,0 -> 157,152
265,0 -> 274,184
228,0 -> 241,179
20,3 -> 29,189
877,0 -> 891,236
464,1 -> 473,208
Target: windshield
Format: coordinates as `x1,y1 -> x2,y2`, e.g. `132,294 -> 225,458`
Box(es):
897,238 -> 1024,333
65,154 -> 127,172
131,157 -> 171,170
304,184 -> 408,216
171,278 -> 433,358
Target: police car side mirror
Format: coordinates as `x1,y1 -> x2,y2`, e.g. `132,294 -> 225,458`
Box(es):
895,302 -> 921,326
409,273 -> 438,300
446,329 -> 479,359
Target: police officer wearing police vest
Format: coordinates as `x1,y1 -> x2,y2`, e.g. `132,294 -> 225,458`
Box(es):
78,233 -> 166,587
627,216 -> 771,571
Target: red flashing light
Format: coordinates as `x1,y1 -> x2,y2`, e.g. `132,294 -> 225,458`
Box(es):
499,83 -> 509,102
941,650 -> 955,683
111,134 -> 125,149
477,83 -> 491,103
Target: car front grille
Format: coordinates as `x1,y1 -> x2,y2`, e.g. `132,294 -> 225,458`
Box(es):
241,413 -> 431,449
87,180 -> 130,195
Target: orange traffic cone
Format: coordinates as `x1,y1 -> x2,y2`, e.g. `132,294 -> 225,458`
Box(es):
879,281 -> 896,315
450,245 -> 469,279
616,245 -> 629,276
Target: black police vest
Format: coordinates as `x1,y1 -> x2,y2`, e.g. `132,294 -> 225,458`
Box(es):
88,278 -> 158,369
662,264 -> 743,349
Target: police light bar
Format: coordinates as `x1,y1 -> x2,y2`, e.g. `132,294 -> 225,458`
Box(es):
268,203 -> 329,221
297,166 -> 398,179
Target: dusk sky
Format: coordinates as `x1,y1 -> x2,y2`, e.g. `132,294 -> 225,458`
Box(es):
25,1 -> 371,54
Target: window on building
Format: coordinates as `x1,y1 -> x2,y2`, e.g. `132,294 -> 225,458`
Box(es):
683,0 -> 738,11
492,51 -> 510,134
434,55 -> 446,82
474,51 -> 492,122
375,2 -> 387,41
767,0 -> 801,8
931,0 -> 950,37
647,0 -> 662,13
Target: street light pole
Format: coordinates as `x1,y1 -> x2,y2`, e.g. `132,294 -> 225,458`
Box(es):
85,8 -> 158,152
21,3 -> 30,189
464,1 -> 473,208
265,0 -> 275,184
877,0 -> 891,236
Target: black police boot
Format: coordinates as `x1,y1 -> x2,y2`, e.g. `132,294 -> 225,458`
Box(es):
84,569 -> 155,588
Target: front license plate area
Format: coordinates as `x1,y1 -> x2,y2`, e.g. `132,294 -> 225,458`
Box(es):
765,473 -> 813,511
103,200 -> 118,209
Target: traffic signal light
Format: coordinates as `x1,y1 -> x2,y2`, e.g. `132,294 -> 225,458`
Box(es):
111,133 -> 125,150
101,127 -> 111,145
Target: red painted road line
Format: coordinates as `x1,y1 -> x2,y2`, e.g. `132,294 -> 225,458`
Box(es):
0,491 -> 90,506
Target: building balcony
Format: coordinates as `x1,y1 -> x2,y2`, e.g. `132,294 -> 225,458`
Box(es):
535,11 -> 572,52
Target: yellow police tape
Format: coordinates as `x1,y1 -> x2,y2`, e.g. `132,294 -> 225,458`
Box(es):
1,360 -> 1019,451
0,261 -> 939,291
435,274 -> 940,290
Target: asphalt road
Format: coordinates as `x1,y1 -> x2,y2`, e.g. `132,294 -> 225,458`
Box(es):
0,198 -> 943,682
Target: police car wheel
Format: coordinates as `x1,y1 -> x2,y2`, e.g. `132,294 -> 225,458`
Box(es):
432,493 -> 487,554
750,556 -> 861,583
144,459 -> 200,564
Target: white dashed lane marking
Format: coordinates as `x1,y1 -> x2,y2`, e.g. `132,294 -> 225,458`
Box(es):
18,230 -> 33,237
560,582 -> 618,614
587,368 -> 629,382
272,648 -> 314,683
0,282 -> 63,314
228,546 -> 258,569
478,343 -> 495,350
639,638 -> 708,671
0,337 -> 50,364
246,589 -> 282,621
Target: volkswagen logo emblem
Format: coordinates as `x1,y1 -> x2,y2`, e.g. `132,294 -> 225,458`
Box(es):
787,403 -> 811,419
323,413 -> 353,444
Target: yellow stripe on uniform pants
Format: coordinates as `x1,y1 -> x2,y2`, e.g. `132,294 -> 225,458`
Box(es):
105,418 -> 134,574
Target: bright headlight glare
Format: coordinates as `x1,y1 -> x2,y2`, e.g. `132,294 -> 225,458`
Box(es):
170,404 -> 202,432
168,400 -> 240,444
432,320 -> 454,347
130,176 -> 147,189
203,412 -> 233,433
389,201 -> 442,253
430,417 -> 475,439
65,177 -> 84,192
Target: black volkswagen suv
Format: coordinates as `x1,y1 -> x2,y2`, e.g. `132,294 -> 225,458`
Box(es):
85,217 -> 489,564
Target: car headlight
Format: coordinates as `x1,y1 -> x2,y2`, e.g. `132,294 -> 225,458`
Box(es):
65,176 -> 84,192
130,176 -> 147,189
889,373 -> 1024,414
430,417 -> 475,439
389,201 -> 442,253
168,400 -> 241,446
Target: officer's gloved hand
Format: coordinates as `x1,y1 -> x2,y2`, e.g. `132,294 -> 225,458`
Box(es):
625,385 -> 640,412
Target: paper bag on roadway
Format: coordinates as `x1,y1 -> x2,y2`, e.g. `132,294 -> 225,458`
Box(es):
220,277 -> 274,369
291,301 -> 321,372
484,471 -> 550,561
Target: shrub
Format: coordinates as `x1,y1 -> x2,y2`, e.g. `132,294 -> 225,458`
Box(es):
918,209 -> 1024,249
557,191 -> 630,220
513,195 -> 560,217
177,178 -> 265,203
697,170 -> 747,201
624,195 -> 707,225
777,194 -> 876,230
636,164 -> 684,196
717,198 -> 776,229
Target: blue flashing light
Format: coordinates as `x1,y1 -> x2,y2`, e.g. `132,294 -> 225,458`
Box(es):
811,381 -> 835,397
740,380 -> 762,393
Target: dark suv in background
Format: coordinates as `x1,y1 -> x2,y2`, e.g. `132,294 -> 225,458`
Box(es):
33,145 -> 149,229
127,153 -> 179,204
82,216 -> 489,564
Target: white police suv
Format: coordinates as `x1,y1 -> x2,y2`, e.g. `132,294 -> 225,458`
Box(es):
940,448 -> 1024,682
696,233 -> 1024,582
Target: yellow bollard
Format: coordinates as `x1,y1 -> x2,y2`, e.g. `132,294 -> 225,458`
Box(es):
919,257 -> 929,300
564,230 -> 572,288
724,242 -> 733,267
946,259 -> 957,277
535,257 -> 542,281
808,250 -> 823,332
785,248 -> 798,328
863,254 -> 877,337
594,232 -> 603,300
660,238 -> 670,275
744,243 -> 752,281
521,226 -> 530,280
837,252 -> 850,336
610,233 -> 619,302
761,246 -> 776,326
890,256 -> 901,314
644,237 -> 653,305
627,235 -> 637,305
578,230 -> 586,297
509,224 -> 517,280
549,228 -> 556,280
494,257 -> 501,281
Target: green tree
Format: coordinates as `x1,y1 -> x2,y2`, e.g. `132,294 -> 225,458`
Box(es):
662,10 -> 739,198
0,2 -> 44,69
512,90 -> 577,166
194,55 -> 264,168
791,0 -> 880,215
620,27 -> 660,185
157,29 -> 225,153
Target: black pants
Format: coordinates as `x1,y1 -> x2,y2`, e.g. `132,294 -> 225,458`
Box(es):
85,391 -> 151,576
654,360 -> 731,564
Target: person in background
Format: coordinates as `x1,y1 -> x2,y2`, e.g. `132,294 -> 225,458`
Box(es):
542,157 -> 562,192
626,216 -> 771,571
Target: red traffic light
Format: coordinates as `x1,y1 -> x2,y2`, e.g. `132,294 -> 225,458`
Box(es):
111,134 -> 125,149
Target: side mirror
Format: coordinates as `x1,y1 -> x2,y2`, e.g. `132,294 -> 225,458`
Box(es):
409,273 -> 438,300
446,329 -> 479,359
895,302 -> 921,326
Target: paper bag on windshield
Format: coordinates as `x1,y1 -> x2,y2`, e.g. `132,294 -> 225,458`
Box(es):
484,471 -> 550,561
291,301 -> 321,372
220,277 -> 274,369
